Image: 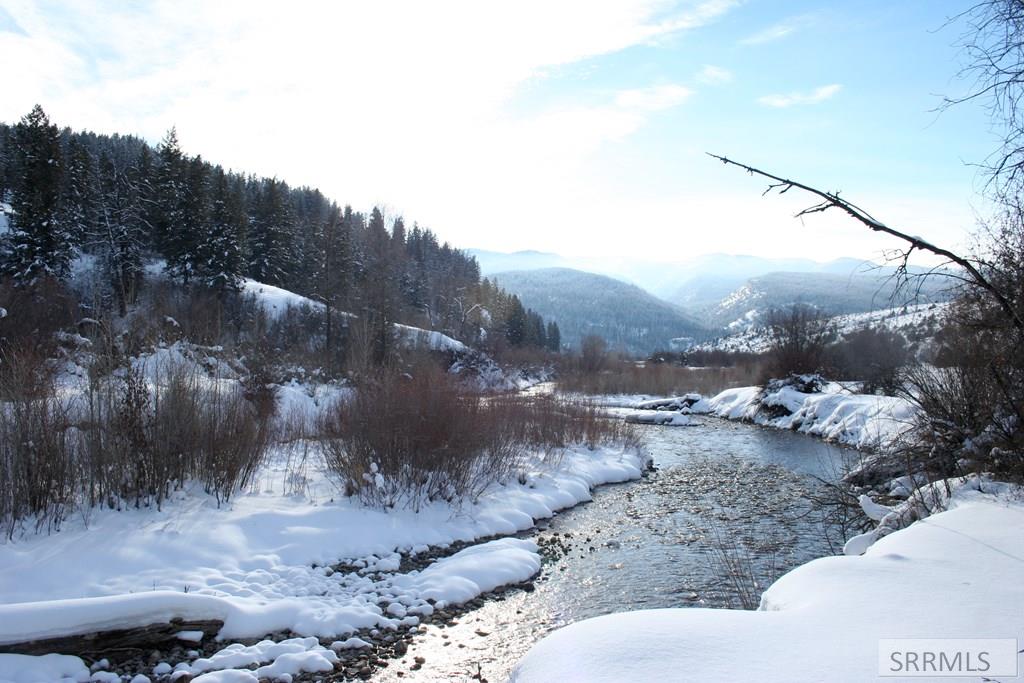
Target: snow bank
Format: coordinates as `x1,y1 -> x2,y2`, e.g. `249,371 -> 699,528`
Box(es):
0,446 -> 647,646
241,279 -> 325,318
690,382 -> 916,450
394,323 -> 467,353
511,494 -> 1024,683
0,654 -> 90,683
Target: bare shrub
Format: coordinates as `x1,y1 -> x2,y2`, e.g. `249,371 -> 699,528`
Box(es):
703,524 -> 781,610
558,359 -> 762,396
0,276 -> 77,358
320,368 -> 506,510
579,335 -> 609,373
0,351 -> 77,538
0,355 -> 271,534
320,368 -> 636,510
828,326 -> 911,394
762,304 -> 835,381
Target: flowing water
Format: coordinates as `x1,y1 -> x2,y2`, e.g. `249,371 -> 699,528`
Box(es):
373,417 -> 858,683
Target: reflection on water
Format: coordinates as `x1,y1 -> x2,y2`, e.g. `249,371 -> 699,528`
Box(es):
373,418 -> 858,682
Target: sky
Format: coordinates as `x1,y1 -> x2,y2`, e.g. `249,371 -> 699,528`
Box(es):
0,0 -> 1000,265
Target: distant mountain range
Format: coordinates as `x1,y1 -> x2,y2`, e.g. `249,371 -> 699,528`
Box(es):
706,270 -> 953,331
472,249 -> 956,353
468,249 -> 567,274
490,267 -> 705,354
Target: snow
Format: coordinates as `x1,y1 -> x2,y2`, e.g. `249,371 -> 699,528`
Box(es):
241,277 -> 470,354
0,654 -> 89,683
624,410 -> 695,426
241,279 -> 325,319
0,445 -> 647,648
394,323 -> 467,353
689,383 -> 916,450
695,302 -> 949,354
512,492 -> 1024,683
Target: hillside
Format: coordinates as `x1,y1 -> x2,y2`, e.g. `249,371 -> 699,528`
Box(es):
468,249 -> 567,274
491,267 -> 705,354
704,270 -> 952,330
695,301 -> 950,354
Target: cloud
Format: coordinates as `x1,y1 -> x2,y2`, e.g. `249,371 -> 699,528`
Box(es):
740,14 -> 814,45
757,84 -> 842,108
696,64 -> 733,84
614,84 -> 693,111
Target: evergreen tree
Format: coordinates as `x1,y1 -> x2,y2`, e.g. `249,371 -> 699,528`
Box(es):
247,178 -> 293,286
363,206 -> 398,365
0,124 -> 12,203
310,203 -> 353,361
197,168 -> 245,292
1,105 -> 73,284
546,320 -> 561,352
163,154 -> 209,283
505,295 -> 527,347
60,134 -> 97,247
152,128 -> 188,273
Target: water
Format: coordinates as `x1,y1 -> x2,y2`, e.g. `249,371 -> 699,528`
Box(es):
373,417 -> 858,683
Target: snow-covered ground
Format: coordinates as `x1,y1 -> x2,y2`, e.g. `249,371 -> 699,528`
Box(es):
511,482 -> 1024,683
695,301 -> 948,354
690,382 -> 917,451
242,279 -> 467,354
0,439 -> 647,680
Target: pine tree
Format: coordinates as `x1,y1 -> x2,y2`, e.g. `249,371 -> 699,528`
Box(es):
1,105 -> 73,284
247,178 -> 293,285
0,124 -> 12,203
505,295 -> 527,347
546,320 -> 561,352
163,154 -> 209,283
361,206 -> 400,365
60,135 -> 98,248
152,127 -> 189,275
197,168 -> 245,292
310,204 -> 353,363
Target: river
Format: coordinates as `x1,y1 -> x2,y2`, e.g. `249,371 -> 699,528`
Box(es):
373,416 -> 859,682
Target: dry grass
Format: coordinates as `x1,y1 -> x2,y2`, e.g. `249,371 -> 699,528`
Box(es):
558,360 -> 763,397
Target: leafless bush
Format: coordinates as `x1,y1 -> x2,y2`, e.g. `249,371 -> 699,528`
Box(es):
703,524 -> 781,610
558,360 -> 762,396
828,326 -> 911,394
319,368 -> 636,510
0,353 -> 77,538
761,304 -> 835,382
1,355 -> 271,535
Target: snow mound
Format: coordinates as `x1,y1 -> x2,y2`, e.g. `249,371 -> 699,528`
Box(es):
690,382 -> 916,450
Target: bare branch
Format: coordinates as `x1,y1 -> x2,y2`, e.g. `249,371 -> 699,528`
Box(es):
707,152 -> 1024,330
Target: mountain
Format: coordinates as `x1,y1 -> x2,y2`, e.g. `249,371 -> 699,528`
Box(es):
469,249 -> 890,310
468,249 -> 567,274
625,254 -> 875,309
490,267 -> 705,354
707,270 -> 953,331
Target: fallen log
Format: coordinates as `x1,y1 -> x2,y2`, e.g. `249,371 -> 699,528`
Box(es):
0,617 -> 223,657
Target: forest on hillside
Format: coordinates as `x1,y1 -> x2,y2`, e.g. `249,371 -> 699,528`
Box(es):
0,106 -> 560,367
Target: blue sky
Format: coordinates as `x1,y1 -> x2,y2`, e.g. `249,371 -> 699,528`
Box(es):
0,0 -> 997,264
